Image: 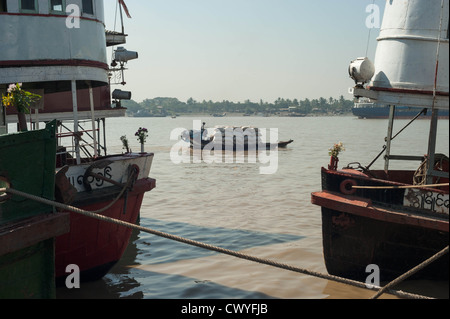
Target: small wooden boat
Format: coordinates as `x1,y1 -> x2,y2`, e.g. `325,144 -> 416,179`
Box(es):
183,125 -> 293,151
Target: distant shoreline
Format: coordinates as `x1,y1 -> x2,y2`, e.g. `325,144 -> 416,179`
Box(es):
121,96 -> 355,118
127,112 -> 354,118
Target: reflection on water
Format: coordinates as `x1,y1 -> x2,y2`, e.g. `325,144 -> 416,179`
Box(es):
56,116 -> 449,299
137,218 -> 304,265
58,218 -> 304,299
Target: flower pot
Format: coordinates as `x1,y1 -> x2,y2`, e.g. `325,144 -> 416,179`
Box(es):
18,112 -> 28,132
328,156 -> 339,170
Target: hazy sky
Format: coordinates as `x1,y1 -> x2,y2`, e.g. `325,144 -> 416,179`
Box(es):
104,0 -> 385,103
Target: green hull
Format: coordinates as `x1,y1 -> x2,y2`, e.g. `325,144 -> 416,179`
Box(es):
0,121 -> 57,223
0,121 -> 69,299
0,240 -> 55,298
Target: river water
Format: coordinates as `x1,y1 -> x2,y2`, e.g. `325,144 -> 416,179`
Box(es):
55,115 -> 449,300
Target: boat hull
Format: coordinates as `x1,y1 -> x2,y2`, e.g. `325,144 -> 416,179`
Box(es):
312,168 -> 449,282
1,122 -> 70,298
54,153 -> 156,283
191,140 -> 294,151
321,207 -> 448,282
352,105 -> 450,119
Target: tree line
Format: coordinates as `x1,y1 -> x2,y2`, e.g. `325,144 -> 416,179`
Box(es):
121,96 -> 354,117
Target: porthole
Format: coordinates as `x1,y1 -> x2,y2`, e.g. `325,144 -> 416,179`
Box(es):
340,179 -> 357,195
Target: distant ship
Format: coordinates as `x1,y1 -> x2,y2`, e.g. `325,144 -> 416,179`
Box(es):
352,100 -> 449,119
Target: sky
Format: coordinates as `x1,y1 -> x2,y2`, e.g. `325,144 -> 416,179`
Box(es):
103,0 -> 386,104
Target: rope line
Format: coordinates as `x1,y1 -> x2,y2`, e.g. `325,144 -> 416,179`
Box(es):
371,246 -> 449,299
81,164 -> 137,214
352,183 -> 449,190
1,187 -> 441,299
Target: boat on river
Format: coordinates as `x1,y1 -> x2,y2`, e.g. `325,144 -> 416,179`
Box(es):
1,0 -> 155,283
352,99 -> 450,119
312,0 -> 449,283
182,124 -> 294,151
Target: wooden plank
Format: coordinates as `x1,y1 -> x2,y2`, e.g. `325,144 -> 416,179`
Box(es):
311,191 -> 449,232
0,213 -> 70,256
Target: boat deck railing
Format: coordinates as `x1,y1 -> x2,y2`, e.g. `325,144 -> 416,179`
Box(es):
56,119 -> 107,162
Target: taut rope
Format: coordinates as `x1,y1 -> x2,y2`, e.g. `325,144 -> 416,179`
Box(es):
1,187 -> 446,299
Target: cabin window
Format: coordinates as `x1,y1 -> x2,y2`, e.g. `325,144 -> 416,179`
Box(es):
20,0 -> 38,12
50,0 -> 65,13
82,0 -> 94,15
0,0 -> 7,12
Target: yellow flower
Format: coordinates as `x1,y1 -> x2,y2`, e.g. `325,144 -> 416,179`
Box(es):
2,83 -> 41,113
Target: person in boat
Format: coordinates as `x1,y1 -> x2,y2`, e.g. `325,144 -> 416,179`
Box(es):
201,122 -> 212,142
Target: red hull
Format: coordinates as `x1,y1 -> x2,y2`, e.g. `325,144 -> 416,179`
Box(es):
55,178 -> 155,282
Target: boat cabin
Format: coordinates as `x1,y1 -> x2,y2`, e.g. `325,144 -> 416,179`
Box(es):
0,0 -> 135,163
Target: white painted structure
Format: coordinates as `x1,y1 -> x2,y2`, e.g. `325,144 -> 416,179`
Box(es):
0,0 -> 108,85
66,154 -> 153,192
0,0 -> 135,162
350,0 -> 449,182
353,0 -> 449,110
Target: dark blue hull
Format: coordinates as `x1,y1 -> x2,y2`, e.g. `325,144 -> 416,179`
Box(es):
352,105 -> 449,119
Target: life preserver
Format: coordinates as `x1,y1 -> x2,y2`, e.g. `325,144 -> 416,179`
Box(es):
340,179 -> 357,195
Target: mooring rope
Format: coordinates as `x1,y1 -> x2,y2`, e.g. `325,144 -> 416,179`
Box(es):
1,187 -> 443,299
370,246 -> 449,299
81,164 -> 138,214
